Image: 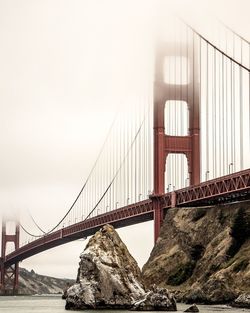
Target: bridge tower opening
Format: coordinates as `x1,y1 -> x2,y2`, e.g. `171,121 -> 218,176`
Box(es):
152,38 -> 200,242
0,217 -> 20,295
164,100 -> 189,191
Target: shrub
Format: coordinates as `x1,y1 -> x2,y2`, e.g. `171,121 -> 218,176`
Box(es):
227,207 -> 250,257
233,259 -> 249,272
166,262 -> 195,286
192,209 -> 207,222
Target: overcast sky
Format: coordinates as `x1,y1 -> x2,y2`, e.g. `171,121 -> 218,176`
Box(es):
0,0 -> 249,279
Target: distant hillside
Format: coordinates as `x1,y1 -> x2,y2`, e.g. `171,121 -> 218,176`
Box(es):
18,268 -> 75,295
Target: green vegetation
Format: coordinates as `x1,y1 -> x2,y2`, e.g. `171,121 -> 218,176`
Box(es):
233,259 -> 249,272
190,244 -> 204,261
192,208 -> 207,222
166,262 -> 195,286
218,209 -> 227,225
227,207 -> 250,257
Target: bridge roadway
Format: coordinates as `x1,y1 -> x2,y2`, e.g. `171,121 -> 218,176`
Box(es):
3,168 -> 250,267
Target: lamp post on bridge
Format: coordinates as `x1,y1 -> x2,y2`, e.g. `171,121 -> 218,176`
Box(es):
166,184 -> 172,192
205,170 -> 210,181
228,162 -> 234,174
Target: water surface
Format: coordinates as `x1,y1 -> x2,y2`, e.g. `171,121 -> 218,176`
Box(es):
0,296 -> 249,313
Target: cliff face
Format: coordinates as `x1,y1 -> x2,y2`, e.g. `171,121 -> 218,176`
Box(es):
142,201 -> 250,304
65,224 -> 176,310
18,268 -> 74,295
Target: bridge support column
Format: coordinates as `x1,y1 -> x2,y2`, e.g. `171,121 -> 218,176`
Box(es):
0,217 -> 20,295
151,196 -> 163,242
153,38 -> 200,242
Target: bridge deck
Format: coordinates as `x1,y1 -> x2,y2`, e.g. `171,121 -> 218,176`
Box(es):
3,169 -> 250,266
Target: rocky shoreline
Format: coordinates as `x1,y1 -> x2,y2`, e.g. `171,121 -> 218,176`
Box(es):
64,200 -> 250,310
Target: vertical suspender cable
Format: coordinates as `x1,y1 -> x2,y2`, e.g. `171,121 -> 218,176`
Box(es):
230,58 -> 233,170
180,27 -> 183,187
135,101 -> 137,201
218,48 -> 221,176
240,40 -> 243,170
225,33 -> 228,175
232,35 -> 235,172
222,51 -> 225,175
212,49 -> 215,178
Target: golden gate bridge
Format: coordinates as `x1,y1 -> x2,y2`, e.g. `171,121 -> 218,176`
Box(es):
1,18 -> 250,294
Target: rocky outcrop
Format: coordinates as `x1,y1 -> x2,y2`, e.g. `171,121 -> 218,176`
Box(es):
132,285 -> 176,311
142,201 -> 250,305
65,224 -> 176,310
18,268 -> 74,295
184,304 -> 199,312
232,293 -> 250,308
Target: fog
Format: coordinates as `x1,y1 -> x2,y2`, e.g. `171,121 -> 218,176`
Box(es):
0,0 -> 249,278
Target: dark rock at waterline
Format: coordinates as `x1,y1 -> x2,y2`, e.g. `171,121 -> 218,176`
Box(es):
62,282 -> 71,299
132,286 -> 176,311
184,304 -> 199,312
65,224 -> 176,311
232,294 -> 250,308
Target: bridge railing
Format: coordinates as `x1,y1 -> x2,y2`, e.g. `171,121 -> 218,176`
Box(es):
175,168 -> 250,206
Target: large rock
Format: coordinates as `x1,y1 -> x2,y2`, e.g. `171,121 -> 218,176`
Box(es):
232,294 -> 250,308
184,304 -> 199,312
65,224 -> 176,310
142,201 -> 250,305
132,285 -> 176,311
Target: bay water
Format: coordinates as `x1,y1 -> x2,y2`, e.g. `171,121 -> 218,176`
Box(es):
0,295 -> 249,313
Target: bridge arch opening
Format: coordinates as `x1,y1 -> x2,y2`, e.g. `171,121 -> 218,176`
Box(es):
164,100 -> 189,136
165,153 -> 189,191
163,56 -> 189,85
5,242 -> 15,255
5,221 -> 16,235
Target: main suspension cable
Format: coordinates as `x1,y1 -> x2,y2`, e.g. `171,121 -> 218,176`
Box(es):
83,113 -> 147,221
22,113 -> 118,238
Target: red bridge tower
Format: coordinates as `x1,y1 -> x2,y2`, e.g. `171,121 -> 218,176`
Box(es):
0,217 -> 20,294
153,39 -> 201,241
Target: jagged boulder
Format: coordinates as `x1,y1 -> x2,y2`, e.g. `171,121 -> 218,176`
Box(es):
132,285 -> 176,311
65,224 -> 176,311
184,304 -> 199,312
232,294 -> 250,308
